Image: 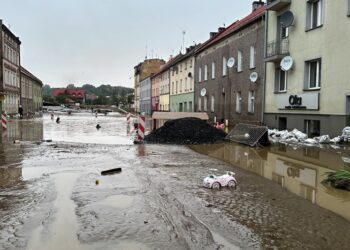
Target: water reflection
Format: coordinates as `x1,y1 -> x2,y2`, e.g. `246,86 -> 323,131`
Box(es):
191,143 -> 350,221
0,119 -> 43,189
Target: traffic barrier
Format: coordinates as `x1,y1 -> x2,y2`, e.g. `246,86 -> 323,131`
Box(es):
127,113 -> 131,123
137,113 -> 145,141
1,113 -> 7,130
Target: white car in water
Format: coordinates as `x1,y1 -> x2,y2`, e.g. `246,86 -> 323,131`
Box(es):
203,171 -> 237,189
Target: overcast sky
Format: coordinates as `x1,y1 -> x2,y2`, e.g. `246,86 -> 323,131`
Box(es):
1,0 -> 255,88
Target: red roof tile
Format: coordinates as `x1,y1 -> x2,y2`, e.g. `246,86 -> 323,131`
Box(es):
196,6 -> 266,54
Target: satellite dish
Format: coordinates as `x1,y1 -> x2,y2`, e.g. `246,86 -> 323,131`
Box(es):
280,11 -> 294,27
200,88 -> 207,97
227,57 -> 235,68
280,56 -> 293,71
250,72 -> 258,83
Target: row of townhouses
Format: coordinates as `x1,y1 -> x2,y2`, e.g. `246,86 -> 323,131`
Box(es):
134,0 -> 350,137
0,20 -> 43,116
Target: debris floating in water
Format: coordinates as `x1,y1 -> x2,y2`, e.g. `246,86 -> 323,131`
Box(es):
101,168 -> 122,175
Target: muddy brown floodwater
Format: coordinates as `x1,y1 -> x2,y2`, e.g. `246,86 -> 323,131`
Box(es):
0,113 -> 350,250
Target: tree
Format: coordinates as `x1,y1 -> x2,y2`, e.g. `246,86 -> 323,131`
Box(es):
55,93 -> 69,104
43,84 -> 52,96
67,84 -> 75,89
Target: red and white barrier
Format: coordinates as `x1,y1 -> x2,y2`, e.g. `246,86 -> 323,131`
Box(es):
126,113 -> 131,123
1,113 -> 7,130
137,113 -> 145,141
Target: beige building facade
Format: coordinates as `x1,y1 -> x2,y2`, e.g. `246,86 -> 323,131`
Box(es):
264,0 -> 350,137
0,20 -> 21,114
20,66 -> 43,115
134,59 -> 165,113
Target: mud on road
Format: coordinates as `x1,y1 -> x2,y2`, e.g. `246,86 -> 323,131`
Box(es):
0,115 -> 350,249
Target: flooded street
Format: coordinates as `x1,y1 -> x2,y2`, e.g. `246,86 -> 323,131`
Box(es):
0,113 -> 350,249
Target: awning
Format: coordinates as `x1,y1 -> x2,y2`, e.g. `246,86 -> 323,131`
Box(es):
152,112 -> 209,120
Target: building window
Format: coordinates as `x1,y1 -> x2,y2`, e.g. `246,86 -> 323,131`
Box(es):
275,68 -> 287,92
307,0 -> 323,30
348,0 -> 350,16
189,101 -> 193,112
172,82 -> 174,94
281,26 -> 289,38
306,59 -> 321,89
212,62 -> 215,79
223,57 -> 227,76
236,92 -> 242,113
204,65 -> 208,81
180,64 -> 182,72
190,59 -> 193,68
237,50 -> 243,72
211,95 -> 215,112
248,91 -> 255,113
176,81 -> 178,93
250,46 -> 256,69
180,79 -> 183,93
198,97 -> 202,111
204,96 -> 208,112
185,77 -> 188,91
198,67 -> 202,82
305,120 -> 320,137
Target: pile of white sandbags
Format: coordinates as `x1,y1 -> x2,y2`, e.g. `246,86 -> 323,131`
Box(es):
268,128 -> 343,145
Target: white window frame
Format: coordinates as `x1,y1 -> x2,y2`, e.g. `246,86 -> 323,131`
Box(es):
203,96 -> 208,112
223,57 -> 227,76
307,0 -> 323,30
198,97 -> 202,111
278,69 -> 287,92
237,50 -> 243,72
204,65 -> 208,81
250,46 -> 256,69
198,67 -> 202,82
212,62 -> 215,79
307,59 -> 321,89
236,92 -> 242,113
248,91 -> 255,113
211,95 -> 215,112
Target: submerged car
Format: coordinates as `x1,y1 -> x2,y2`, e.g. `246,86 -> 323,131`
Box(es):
203,171 -> 237,189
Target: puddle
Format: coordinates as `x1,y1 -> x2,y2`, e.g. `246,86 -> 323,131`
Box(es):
27,173 -> 81,250
99,194 -> 134,208
212,232 -> 240,250
113,241 -> 151,250
190,143 -> 350,221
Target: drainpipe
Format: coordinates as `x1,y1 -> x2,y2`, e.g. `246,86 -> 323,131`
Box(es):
262,9 -> 268,126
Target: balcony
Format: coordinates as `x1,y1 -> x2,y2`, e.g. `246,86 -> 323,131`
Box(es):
265,38 -> 289,62
267,0 -> 291,11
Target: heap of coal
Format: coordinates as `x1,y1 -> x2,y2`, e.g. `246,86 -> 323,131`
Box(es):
144,117 -> 227,144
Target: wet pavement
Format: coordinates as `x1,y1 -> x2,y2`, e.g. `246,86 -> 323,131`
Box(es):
0,113 -> 350,249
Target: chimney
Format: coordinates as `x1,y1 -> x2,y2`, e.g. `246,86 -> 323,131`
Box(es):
210,32 -> 218,38
252,0 -> 264,12
218,27 -> 225,33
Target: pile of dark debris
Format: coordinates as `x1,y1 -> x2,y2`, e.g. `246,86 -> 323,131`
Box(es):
144,118 -> 227,145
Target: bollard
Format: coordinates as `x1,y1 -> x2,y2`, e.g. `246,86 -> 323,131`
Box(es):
138,113 -> 145,141
225,119 -> 229,127
1,112 -> 7,130
126,113 -> 131,123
